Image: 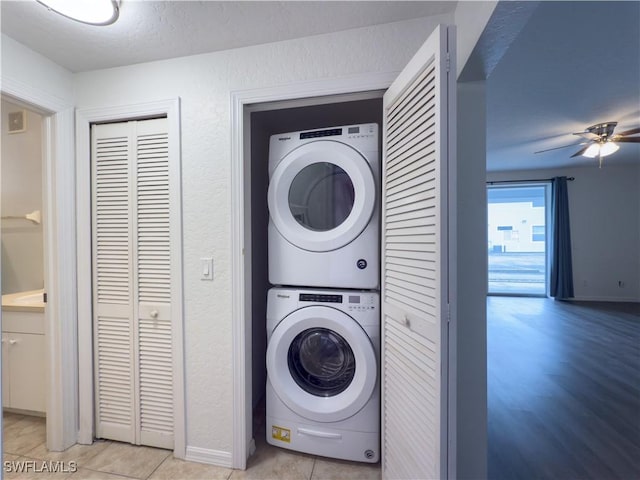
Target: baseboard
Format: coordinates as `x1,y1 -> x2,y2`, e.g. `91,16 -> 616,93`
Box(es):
185,446 -> 233,468
570,296 -> 640,303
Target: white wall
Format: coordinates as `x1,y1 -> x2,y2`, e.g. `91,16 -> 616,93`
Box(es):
1,34 -> 74,109
455,81 -> 488,479
1,100 -> 44,294
488,164 -> 640,302
73,15 -> 453,457
2,31 -> 79,452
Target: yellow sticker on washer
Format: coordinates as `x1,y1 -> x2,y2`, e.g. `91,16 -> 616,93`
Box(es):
272,425 -> 291,443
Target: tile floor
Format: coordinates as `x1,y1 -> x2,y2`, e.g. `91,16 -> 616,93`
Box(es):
3,413 -> 381,479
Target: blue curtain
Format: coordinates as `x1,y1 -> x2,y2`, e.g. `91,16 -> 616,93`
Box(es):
550,177 -> 574,299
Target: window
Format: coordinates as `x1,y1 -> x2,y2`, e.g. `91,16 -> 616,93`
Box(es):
532,225 -> 545,242
487,184 -> 549,296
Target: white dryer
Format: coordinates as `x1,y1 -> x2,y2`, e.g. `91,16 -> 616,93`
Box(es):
268,123 -> 379,289
266,287 -> 379,463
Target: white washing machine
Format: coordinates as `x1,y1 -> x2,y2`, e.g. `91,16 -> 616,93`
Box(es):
266,287 -> 380,463
268,123 -> 379,289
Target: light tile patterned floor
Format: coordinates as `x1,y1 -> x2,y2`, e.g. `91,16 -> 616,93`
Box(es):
3,413 -> 381,479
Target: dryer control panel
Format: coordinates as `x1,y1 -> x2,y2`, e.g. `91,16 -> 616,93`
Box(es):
295,123 -> 377,142
298,292 -> 376,311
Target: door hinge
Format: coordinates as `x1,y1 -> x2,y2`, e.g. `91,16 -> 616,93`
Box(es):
445,52 -> 451,73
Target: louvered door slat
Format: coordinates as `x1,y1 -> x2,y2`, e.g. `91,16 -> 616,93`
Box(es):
382,25 -> 453,479
386,96 -> 436,148
384,320 -> 439,479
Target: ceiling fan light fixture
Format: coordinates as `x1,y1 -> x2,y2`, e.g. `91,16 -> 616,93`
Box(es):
599,141 -> 619,157
37,0 -> 120,26
583,143 -> 600,158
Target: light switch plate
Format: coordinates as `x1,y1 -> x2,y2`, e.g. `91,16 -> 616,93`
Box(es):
201,257 -> 213,280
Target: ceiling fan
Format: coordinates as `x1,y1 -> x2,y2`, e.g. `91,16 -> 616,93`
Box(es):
535,121 -> 640,167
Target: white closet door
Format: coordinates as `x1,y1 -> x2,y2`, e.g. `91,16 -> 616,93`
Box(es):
381,25 -> 455,479
135,118 -> 173,449
92,118 -> 173,449
92,122 -> 136,444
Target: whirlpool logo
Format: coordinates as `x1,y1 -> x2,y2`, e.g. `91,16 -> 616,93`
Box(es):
276,294 -> 290,299
278,136 -> 291,141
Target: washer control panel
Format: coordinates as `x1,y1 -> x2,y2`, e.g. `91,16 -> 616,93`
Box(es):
346,293 -> 376,312
346,124 -> 376,140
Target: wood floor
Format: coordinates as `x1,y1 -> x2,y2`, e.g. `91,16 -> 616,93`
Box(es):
488,297 -> 640,480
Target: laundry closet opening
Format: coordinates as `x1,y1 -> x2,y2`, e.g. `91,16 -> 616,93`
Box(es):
246,92 -> 383,444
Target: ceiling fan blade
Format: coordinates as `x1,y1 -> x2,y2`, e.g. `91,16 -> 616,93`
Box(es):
570,145 -> 591,158
616,127 -> 640,137
614,137 -> 640,143
534,142 -> 585,154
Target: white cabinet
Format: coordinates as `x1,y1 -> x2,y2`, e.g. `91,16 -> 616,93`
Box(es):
2,310 -> 46,414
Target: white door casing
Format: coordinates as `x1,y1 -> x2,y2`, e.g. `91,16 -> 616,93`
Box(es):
230,63 -> 457,471
381,24 -> 455,479
77,99 -> 185,458
231,78 -> 395,469
267,141 -> 376,252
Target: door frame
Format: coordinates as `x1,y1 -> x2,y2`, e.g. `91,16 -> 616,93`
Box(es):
75,99 -> 186,458
229,71 -> 447,469
0,81 -> 77,452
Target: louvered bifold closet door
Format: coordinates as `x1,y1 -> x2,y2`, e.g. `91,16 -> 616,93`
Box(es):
135,118 -> 173,449
92,118 -> 173,450
92,122 -> 136,444
381,25 -> 454,479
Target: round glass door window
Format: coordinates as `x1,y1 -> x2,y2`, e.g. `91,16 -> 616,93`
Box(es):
288,162 -> 355,232
287,327 -> 356,397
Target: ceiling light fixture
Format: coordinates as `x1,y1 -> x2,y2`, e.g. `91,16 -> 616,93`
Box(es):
582,140 -> 620,168
582,141 -> 619,159
37,0 -> 120,26
599,141 -> 619,157
582,143 -> 601,158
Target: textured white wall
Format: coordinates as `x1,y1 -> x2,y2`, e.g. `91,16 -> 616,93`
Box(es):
1,34 -> 74,106
73,15 -> 452,455
488,164 -> 640,302
1,100 -> 44,294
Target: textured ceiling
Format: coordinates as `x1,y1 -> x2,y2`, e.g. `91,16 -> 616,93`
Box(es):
487,1 -> 640,171
0,1 -> 456,72
1,1 -> 638,172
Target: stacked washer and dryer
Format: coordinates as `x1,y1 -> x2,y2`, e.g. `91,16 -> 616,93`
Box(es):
265,123 -> 381,463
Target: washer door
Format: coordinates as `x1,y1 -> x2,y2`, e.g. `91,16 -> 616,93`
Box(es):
267,306 -> 377,423
268,141 -> 375,252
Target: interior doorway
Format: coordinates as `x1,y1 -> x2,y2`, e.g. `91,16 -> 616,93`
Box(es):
1,99 -> 47,418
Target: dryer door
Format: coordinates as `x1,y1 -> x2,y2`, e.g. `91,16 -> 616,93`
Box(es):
266,306 -> 377,423
268,140 -> 376,252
